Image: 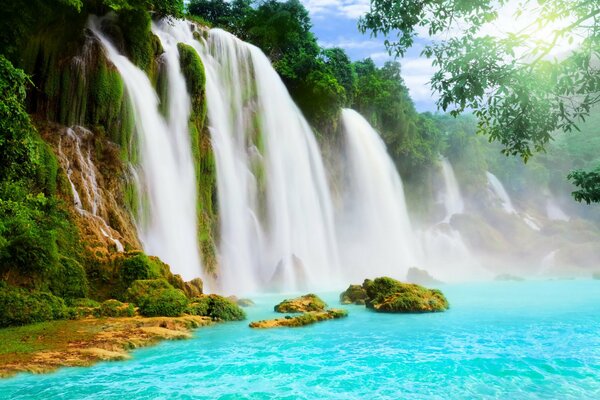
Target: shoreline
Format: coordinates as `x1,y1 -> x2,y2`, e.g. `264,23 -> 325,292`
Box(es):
0,315 -> 213,378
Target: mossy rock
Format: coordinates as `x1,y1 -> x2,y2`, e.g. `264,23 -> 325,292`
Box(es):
94,299 -> 135,318
362,277 -> 449,313
186,294 -> 245,321
249,309 -> 348,329
126,279 -> 188,317
274,294 -> 326,313
339,284 -> 367,305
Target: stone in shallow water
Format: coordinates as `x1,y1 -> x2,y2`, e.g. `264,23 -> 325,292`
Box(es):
274,293 -> 326,313
339,284 -> 368,305
249,309 -> 348,328
341,277 -> 449,313
406,267 -> 443,286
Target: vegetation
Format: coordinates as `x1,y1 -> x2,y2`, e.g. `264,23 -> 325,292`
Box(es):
249,309 -> 348,328
339,284 -> 368,305
360,0 -> 600,202
0,283 -> 72,327
126,279 -> 189,317
274,294 -> 327,313
95,299 -> 135,318
362,277 -> 449,313
186,295 -> 246,321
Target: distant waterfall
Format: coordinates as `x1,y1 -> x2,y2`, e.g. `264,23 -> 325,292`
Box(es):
440,158 -> 464,221
89,17 -> 203,281
486,171 -> 541,230
153,21 -> 340,292
338,109 -> 418,281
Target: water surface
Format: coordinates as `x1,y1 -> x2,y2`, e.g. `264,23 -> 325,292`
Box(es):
2,280 -> 600,399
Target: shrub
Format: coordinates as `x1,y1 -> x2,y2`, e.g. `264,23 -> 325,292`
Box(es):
120,252 -> 154,285
95,299 -> 135,318
186,294 -> 245,321
126,279 -> 188,317
50,256 -> 88,299
0,283 -> 69,327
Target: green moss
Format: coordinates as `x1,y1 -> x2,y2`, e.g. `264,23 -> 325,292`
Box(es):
95,299 -> 135,318
249,309 -> 347,328
50,256 -> 89,299
186,294 -> 246,321
0,283 -> 71,327
339,284 -> 367,305
362,277 -> 449,313
177,42 -> 218,275
126,279 -> 188,317
274,294 -> 327,313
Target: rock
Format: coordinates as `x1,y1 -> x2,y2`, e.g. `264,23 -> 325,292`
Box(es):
226,296 -> 255,307
339,284 -> 367,305
268,254 -> 309,291
344,277 -> 449,313
184,278 -> 203,298
406,267 -> 442,286
237,298 -> 255,307
249,309 -> 348,328
274,294 -> 326,313
593,272 -> 600,280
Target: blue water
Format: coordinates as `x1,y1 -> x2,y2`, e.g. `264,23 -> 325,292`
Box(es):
2,280 -> 600,399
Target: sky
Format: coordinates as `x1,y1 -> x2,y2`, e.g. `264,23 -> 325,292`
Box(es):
301,0 -> 439,112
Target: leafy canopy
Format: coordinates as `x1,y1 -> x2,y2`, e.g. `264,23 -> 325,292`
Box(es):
360,0 -> 600,201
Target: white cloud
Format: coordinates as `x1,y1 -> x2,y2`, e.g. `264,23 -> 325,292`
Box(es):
319,38 -> 381,50
301,0 -> 370,20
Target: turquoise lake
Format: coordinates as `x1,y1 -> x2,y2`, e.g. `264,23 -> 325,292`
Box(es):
2,280 -> 600,399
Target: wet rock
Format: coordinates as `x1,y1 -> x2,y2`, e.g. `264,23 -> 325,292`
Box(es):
249,309 -> 348,328
339,284 -> 367,305
274,293 -> 326,313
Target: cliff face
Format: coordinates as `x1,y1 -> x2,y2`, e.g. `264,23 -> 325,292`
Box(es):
17,10 -> 219,284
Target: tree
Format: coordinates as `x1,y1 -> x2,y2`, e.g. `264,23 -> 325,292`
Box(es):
359,0 -> 600,201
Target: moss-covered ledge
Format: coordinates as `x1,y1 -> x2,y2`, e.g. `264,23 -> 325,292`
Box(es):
177,42 -> 218,276
0,315 -> 212,378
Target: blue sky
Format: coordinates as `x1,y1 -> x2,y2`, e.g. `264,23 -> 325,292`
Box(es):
300,0 -> 439,112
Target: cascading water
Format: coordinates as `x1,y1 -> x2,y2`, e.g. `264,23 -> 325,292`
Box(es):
57,126 -> 124,252
153,21 -> 340,293
419,158 -> 479,281
440,157 -> 464,221
88,16 -> 203,281
338,109 -> 418,281
546,198 -> 570,221
486,171 -> 541,230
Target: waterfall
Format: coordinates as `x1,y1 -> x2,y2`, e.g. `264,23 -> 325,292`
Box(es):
486,171 -> 541,230
153,21 -> 340,292
546,199 -> 570,221
338,109 -> 417,281
486,171 -> 518,214
89,17 -> 203,281
57,126 -> 124,252
440,158 -> 464,221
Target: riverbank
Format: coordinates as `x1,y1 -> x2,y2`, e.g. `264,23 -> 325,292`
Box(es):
0,315 -> 212,378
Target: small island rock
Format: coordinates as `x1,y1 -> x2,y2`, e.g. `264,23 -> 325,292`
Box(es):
274,294 -> 326,313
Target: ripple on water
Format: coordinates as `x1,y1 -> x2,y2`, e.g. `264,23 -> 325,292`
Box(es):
2,280 -> 600,399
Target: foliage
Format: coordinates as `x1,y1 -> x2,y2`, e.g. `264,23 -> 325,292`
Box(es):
186,295 -> 246,321
360,0 -> 600,202
187,0 -> 251,36
0,56 -> 81,290
126,279 -> 188,317
568,168 -> 600,204
50,257 -> 89,299
0,282 -> 71,327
